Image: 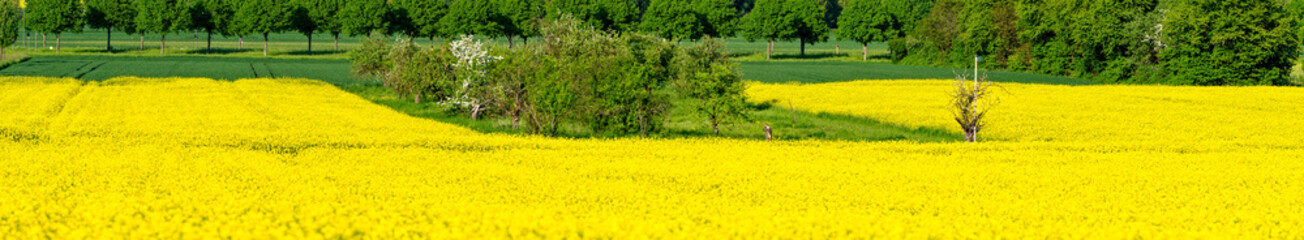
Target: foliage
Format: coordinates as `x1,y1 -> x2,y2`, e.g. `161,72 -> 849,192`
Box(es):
300,0 -> 343,45
440,0 -> 502,38
495,0 -> 542,45
1160,0 -> 1297,85
135,0 -> 191,53
545,0 -> 640,32
24,0 -> 82,35
675,38 -> 750,135
694,0 -> 739,38
85,0 -> 138,48
338,0 -> 388,37
235,0 -> 290,56
347,35 -> 391,80
787,0 -> 830,56
640,0 -> 703,41
0,0 -> 17,53
394,0 -> 446,40
897,0 -> 1300,86
837,0 -> 896,60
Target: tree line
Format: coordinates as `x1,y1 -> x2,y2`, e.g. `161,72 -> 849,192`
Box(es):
4,0 -> 885,57
893,0 -> 1303,86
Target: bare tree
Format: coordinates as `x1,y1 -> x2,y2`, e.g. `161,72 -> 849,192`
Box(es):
950,69 -> 998,142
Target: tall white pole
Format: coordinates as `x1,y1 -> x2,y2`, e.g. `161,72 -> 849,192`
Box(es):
974,55 -> 980,142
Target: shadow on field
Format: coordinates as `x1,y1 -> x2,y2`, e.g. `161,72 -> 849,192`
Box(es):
285,50 -> 348,56
188,48 -> 257,55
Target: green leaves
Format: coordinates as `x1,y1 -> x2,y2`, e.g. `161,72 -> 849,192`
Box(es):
641,0 -> 703,41
837,0 -> 897,46
26,0 -> 83,34
134,0 -> 190,35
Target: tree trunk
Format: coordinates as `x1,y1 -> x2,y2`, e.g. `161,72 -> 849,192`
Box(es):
711,120 -> 720,135
160,35 -> 166,55
238,35 -> 244,50
41,34 -> 45,48
333,33 -> 340,51
107,27 -> 113,52
207,31 -> 212,50
55,34 -> 60,53
263,33 -> 270,56
471,104 -> 483,120
862,44 -> 868,61
766,41 -> 772,60
964,131 -> 975,142
307,34 -> 312,55
800,38 -> 806,57
414,93 -> 421,104
139,35 -> 144,49
512,113 -> 520,129
508,36 -> 515,48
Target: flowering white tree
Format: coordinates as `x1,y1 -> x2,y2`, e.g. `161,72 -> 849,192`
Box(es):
448,35 -> 502,119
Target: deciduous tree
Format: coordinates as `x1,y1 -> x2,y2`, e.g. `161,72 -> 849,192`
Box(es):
26,0 -> 82,53
641,0 -> 703,41
86,0 -> 137,52
0,0 -> 18,60
236,0 -> 289,56
837,0 -> 895,60
136,0 -> 191,54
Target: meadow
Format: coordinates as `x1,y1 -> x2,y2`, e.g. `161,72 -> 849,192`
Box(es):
1,76 -> 1301,238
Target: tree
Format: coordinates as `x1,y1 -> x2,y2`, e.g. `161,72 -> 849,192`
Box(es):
26,0 -> 83,53
136,0 -> 191,54
440,0 -> 501,38
837,0 -> 895,61
950,70 -> 995,142
236,0 -> 290,56
338,0 -> 389,37
205,0 -> 241,50
546,0 -> 640,32
787,0 -> 829,57
675,38 -> 750,135
293,0 -> 342,51
86,0 -> 137,52
0,0 -> 18,60
693,0 -> 739,38
640,0 -> 703,41
394,0 -> 445,44
496,0 -> 541,47
189,0 -> 215,50
1160,0 -> 1298,85
288,3 -> 316,54
741,0 -> 787,59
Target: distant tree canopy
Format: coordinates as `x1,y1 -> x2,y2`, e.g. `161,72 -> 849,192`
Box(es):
85,0 -> 136,51
25,0 -> 82,52
0,0 -> 18,58
134,0 -> 190,54
893,0 -> 1300,86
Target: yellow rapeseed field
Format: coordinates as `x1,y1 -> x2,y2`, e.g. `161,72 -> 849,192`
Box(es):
2,77 -> 1302,239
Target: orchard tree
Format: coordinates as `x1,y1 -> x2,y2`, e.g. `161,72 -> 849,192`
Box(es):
294,0 -> 343,51
136,0 -> 192,54
86,0 -> 137,52
599,0 -> 641,32
496,0 -> 541,47
440,0 -> 501,37
339,0 -> 389,37
0,0 -> 18,60
204,0 -> 241,50
741,0 -> 787,59
26,0 -> 83,53
837,0 -> 895,61
236,0 -> 290,56
641,0 -> 703,41
546,0 -> 639,32
394,0 -> 445,44
288,4 -> 316,54
788,0 -> 829,57
693,0 -> 738,38
189,0 -> 216,50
